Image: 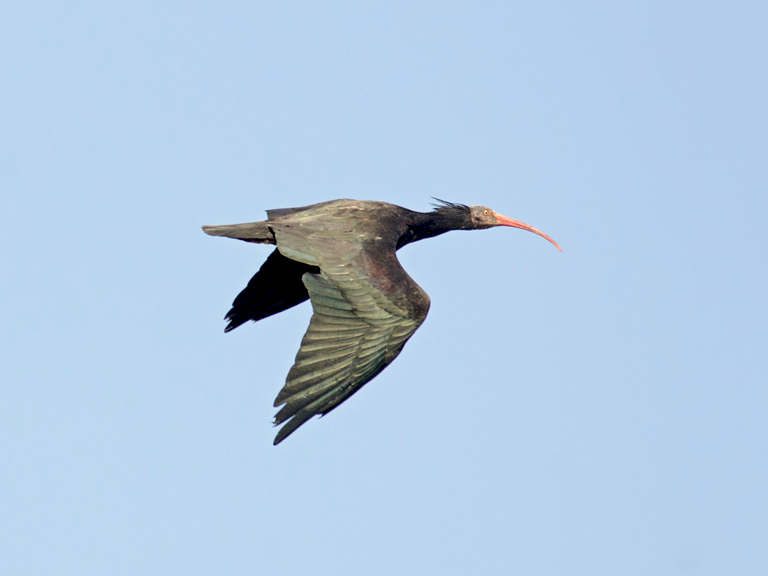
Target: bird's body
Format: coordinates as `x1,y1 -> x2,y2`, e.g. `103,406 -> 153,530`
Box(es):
203,199 -> 560,444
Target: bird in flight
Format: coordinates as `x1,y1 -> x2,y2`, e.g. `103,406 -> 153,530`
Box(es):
203,199 -> 561,444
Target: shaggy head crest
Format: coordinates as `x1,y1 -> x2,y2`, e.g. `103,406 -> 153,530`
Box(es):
429,198 -> 470,214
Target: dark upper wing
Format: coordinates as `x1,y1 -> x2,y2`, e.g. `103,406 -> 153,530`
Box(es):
269,218 -> 430,444
223,248 -> 319,332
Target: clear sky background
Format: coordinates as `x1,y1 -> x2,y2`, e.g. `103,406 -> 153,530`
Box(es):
2,2 -> 766,575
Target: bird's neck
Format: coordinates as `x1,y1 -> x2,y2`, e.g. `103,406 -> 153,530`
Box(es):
399,209 -> 470,248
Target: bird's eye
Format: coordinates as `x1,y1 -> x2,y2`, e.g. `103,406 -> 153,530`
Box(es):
483,209 -> 489,215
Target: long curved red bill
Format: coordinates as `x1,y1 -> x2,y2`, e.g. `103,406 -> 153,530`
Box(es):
494,213 -> 562,252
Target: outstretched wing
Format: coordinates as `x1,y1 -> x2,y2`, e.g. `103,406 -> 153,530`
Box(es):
271,257 -> 430,445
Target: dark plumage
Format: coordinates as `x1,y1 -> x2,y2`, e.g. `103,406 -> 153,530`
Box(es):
203,199 -> 561,444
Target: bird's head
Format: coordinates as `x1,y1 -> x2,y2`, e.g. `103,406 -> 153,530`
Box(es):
428,199 -> 561,251
469,205 -> 562,251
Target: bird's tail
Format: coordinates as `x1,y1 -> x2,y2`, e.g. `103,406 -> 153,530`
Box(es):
201,221 -> 275,244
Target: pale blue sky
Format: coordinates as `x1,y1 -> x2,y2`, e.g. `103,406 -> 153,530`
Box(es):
2,2 -> 766,575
